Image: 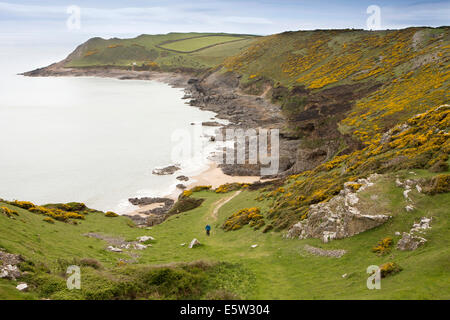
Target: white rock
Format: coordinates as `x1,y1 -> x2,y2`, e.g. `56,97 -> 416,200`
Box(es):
405,205 -> 415,212
138,236 -> 155,242
189,238 -> 200,248
251,244 -> 258,248
395,231 -> 401,236
106,246 -> 122,253
342,273 -> 348,278
134,243 -> 148,250
416,185 -> 422,193
403,189 -> 411,200
16,283 -> 28,291
180,243 -> 186,246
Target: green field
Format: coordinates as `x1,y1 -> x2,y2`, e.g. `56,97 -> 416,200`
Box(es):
64,33 -> 258,70
1,169 -> 449,300
159,36 -> 247,52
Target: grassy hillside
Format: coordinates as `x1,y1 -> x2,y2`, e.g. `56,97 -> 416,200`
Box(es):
158,35 -> 250,52
5,27 -> 449,299
223,28 -> 449,139
1,165 -> 449,299
64,32 -> 258,71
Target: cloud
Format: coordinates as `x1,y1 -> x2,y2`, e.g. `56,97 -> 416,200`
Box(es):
221,16 -> 273,25
0,0 -> 447,43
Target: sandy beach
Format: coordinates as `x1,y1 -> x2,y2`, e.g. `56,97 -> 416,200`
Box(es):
127,161 -> 262,217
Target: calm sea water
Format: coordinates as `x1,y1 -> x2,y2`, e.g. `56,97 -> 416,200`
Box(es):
0,47 -> 219,213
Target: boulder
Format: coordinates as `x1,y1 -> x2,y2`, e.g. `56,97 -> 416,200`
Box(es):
176,175 -> 189,182
137,236 -> 155,242
152,165 -> 180,176
189,238 -> 200,248
0,265 -> 21,280
202,121 -> 222,127
133,243 -> 148,250
16,283 -> 28,291
106,246 -> 123,253
397,232 -> 427,251
287,175 -> 390,242
397,217 -> 432,251
0,250 -> 23,280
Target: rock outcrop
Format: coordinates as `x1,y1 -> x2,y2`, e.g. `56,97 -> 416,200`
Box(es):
0,250 -> 23,280
303,245 -> 346,258
16,283 -> 28,291
152,165 -> 181,175
397,217 -> 432,251
287,174 -> 391,242
189,238 -> 200,248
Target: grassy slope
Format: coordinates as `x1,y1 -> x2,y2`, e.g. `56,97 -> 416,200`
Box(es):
64,32 -> 258,70
3,28 -> 448,299
159,35 -> 248,52
1,168 -> 449,299
224,27 -> 449,140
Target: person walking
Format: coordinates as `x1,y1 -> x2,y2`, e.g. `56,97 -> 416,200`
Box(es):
205,224 -> 211,236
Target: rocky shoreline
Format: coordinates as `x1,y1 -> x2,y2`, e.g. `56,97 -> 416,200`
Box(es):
21,63 -> 306,225
22,64 -> 300,177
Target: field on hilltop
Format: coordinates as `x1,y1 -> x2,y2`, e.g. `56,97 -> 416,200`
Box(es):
158,35 -> 250,53
64,32 -> 259,70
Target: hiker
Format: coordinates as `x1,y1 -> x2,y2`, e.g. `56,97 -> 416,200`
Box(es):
205,224 -> 211,236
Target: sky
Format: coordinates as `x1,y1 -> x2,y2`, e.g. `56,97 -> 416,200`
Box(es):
0,0 -> 449,48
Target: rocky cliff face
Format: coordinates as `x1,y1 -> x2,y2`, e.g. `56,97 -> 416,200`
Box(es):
185,70 -> 382,177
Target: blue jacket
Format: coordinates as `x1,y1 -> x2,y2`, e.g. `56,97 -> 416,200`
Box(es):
205,225 -> 211,231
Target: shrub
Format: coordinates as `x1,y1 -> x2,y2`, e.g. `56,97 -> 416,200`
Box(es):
0,206 -> 19,218
379,262 -> 402,278
181,190 -> 193,198
28,205 -> 85,222
215,183 -> 244,193
223,208 -> 264,231
423,174 -> 450,195
10,200 -> 35,210
43,217 -> 55,224
168,197 -> 204,215
429,160 -> 449,173
105,211 -> 119,217
191,185 -> 212,192
372,237 -> 393,255
80,258 -> 102,270
45,202 -> 87,212
30,274 -> 66,297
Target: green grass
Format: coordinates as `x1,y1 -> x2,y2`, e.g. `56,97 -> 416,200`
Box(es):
64,33 -> 257,70
159,36 -> 247,52
1,170 -> 449,299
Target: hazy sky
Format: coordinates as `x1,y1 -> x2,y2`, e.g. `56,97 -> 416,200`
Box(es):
0,0 -> 449,47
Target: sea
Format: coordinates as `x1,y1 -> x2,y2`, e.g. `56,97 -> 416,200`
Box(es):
0,45 -> 223,213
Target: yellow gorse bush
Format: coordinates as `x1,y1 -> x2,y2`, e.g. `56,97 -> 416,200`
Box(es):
223,207 -> 264,231
0,206 -> 19,218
